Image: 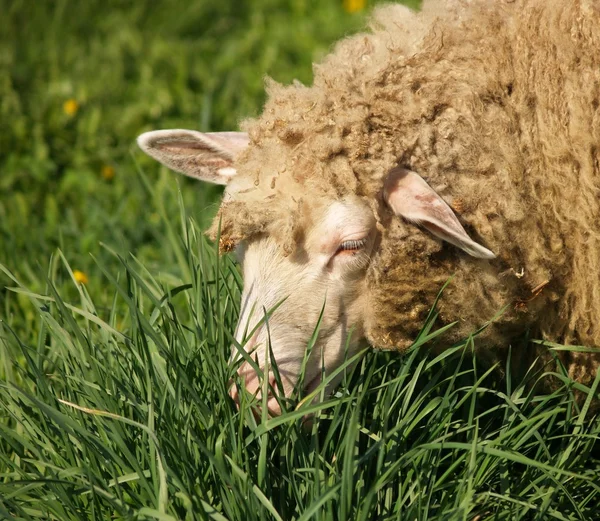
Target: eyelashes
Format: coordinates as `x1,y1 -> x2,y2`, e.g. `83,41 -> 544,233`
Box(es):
337,237 -> 367,253
326,235 -> 371,272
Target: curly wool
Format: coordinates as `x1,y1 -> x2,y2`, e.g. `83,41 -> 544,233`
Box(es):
211,0 -> 600,385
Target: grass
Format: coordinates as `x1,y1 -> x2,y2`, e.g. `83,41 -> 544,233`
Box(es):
0,0 -> 599,520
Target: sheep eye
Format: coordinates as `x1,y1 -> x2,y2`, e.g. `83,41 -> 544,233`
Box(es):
337,238 -> 367,253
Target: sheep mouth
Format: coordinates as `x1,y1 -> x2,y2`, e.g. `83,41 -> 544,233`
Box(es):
230,361 -> 348,417
250,373 -> 327,418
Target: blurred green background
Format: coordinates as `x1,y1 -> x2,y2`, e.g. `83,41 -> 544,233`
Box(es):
0,0 -> 416,280
0,0 -> 417,337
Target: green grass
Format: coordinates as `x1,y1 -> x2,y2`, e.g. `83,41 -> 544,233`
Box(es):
0,1 -> 599,520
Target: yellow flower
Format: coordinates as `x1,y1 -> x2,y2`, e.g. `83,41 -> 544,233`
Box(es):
101,165 -> 115,181
63,98 -> 79,116
343,0 -> 366,13
73,270 -> 89,285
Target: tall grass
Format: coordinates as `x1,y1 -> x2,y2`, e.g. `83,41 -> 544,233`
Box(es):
0,0 -> 599,520
1,191 -> 599,520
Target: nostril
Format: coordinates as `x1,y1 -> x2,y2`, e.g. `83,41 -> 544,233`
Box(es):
236,361 -> 257,389
229,367 -> 281,414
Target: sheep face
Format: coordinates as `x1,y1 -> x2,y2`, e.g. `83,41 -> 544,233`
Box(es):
230,197 -> 375,413
137,129 -> 494,413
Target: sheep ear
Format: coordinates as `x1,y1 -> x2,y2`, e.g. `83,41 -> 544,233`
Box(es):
384,168 -> 496,259
137,129 -> 249,185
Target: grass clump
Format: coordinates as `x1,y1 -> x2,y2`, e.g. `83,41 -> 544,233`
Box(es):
1,205 -> 599,520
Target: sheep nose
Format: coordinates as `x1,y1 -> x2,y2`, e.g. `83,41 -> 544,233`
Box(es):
228,363 -> 282,416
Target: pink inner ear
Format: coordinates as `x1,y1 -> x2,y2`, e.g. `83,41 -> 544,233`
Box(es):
203,158 -> 231,169
384,168 -> 496,259
137,129 -> 250,185
161,140 -> 214,154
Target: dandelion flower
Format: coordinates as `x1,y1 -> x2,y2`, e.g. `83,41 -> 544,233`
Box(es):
343,0 -> 366,13
101,165 -> 115,181
63,98 -> 79,116
73,270 -> 88,285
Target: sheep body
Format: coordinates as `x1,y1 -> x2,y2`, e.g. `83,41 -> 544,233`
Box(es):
209,0 -> 600,384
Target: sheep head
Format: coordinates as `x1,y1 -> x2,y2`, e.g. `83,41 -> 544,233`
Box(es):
137,128 -> 494,414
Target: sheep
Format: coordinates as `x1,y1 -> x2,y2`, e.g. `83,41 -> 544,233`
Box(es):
138,0 -> 600,413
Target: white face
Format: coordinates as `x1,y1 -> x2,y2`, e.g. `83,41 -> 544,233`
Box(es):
230,198 -> 376,414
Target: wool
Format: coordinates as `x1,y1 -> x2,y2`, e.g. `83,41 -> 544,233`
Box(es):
209,0 -> 600,388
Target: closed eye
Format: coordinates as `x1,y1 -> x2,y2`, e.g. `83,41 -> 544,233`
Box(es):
336,237 -> 367,254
